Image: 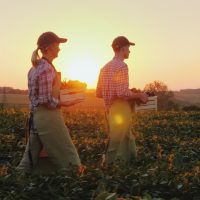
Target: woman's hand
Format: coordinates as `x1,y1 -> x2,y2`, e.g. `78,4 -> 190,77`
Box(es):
60,99 -> 83,107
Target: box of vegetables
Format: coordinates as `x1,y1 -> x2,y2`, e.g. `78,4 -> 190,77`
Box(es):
60,80 -> 87,103
130,88 -> 157,112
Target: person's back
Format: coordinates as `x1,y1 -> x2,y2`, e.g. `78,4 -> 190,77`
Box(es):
28,59 -> 56,110
97,57 -> 130,108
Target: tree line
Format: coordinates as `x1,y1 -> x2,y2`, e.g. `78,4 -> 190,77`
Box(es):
0,87 -> 28,94
1,81 -> 199,111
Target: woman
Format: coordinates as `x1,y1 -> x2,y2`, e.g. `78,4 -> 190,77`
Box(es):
17,31 -> 81,174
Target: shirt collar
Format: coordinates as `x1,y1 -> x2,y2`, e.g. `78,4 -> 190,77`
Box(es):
113,56 -> 124,62
42,57 -> 56,71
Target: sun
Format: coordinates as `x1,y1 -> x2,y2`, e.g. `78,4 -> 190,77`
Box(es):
62,55 -> 101,89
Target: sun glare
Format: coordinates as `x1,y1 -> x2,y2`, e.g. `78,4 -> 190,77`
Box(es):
114,114 -> 124,125
63,55 -> 100,89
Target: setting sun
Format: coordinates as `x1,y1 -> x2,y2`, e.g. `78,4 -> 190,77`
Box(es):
61,53 -> 101,89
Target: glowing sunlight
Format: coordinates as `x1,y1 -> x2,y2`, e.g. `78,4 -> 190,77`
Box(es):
62,54 -> 101,89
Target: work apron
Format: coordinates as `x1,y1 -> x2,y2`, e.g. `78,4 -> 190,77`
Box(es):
105,99 -> 137,165
17,72 -> 81,174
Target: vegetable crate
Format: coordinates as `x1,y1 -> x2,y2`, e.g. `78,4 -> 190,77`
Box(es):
60,88 -> 85,103
135,96 -> 157,112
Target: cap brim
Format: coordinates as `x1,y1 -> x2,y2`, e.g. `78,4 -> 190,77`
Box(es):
129,42 -> 135,46
59,38 -> 67,43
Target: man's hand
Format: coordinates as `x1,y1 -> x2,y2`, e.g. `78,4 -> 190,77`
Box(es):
130,91 -> 148,103
138,93 -> 148,104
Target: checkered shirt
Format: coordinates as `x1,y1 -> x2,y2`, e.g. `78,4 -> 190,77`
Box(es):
96,57 -> 133,108
28,59 -> 59,110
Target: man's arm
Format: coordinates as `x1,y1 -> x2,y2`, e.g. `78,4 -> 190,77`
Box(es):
114,66 -> 148,102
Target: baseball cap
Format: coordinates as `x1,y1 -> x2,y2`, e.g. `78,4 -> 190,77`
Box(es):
112,36 -> 135,51
37,31 -> 67,50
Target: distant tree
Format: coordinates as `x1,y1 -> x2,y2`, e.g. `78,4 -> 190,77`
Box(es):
166,100 -> 180,111
144,80 -> 168,93
0,87 -> 28,94
144,80 -> 175,110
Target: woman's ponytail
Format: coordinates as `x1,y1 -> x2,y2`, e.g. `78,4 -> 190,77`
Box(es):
31,48 -> 40,67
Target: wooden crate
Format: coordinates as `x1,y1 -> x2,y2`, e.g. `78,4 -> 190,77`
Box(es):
135,96 -> 157,112
60,88 -> 85,103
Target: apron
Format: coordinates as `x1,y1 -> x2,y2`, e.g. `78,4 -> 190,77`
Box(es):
17,72 -> 81,174
105,99 -> 137,165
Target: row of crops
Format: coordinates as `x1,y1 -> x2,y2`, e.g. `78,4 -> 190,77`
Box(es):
0,108 -> 200,199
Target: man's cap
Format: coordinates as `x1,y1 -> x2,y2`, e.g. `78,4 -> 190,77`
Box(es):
37,31 -> 67,50
112,36 -> 135,51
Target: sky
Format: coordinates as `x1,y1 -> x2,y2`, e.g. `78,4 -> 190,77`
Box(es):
0,0 -> 200,91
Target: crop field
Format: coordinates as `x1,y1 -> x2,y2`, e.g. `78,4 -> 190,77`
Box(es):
0,93 -> 105,110
0,94 -> 28,104
0,108 -> 200,200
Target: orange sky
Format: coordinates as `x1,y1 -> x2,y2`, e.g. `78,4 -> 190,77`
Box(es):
0,0 -> 200,91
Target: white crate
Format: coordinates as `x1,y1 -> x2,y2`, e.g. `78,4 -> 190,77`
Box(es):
60,88 -> 85,103
135,96 -> 157,112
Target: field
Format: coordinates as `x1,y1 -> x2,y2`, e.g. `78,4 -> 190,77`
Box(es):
0,107 -> 200,200
0,92 -> 105,109
173,91 -> 200,106
0,94 -> 28,105
1,88 -> 200,109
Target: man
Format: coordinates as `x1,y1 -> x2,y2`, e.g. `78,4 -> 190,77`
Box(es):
96,36 -> 148,165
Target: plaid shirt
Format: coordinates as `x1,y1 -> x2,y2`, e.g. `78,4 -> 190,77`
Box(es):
28,58 -> 59,110
96,57 -> 133,108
